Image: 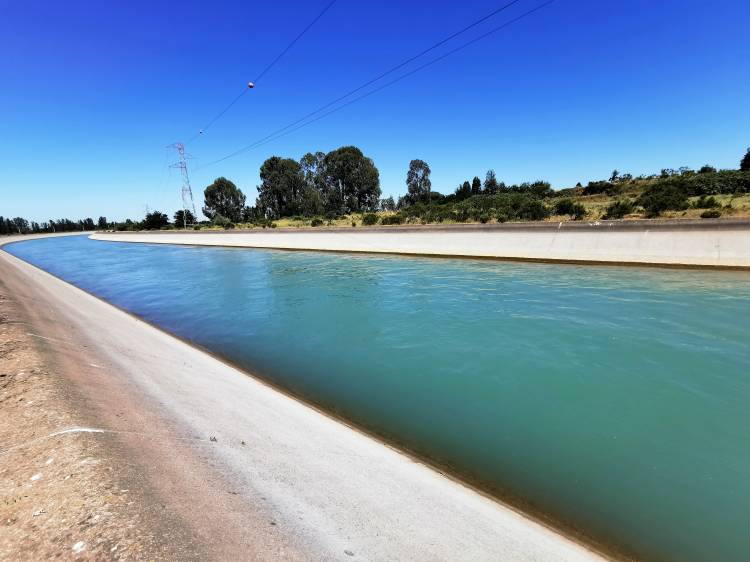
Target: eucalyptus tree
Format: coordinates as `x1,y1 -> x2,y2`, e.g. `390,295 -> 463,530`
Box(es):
256,156 -> 306,218
406,159 -> 432,203
322,146 -> 381,214
203,177 -> 246,222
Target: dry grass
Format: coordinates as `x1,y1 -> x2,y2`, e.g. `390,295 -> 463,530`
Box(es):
191,181 -> 750,231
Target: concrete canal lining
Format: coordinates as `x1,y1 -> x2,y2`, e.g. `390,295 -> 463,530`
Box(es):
92,219 -> 750,269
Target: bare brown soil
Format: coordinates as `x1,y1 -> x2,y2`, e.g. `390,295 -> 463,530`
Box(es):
0,284 -> 198,561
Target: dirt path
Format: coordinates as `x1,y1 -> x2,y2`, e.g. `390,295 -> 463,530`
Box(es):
0,280 -> 202,560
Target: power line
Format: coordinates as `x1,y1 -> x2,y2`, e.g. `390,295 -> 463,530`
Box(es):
186,85 -> 252,144
186,0 -> 339,144
253,0 -> 338,84
198,0 -> 524,165
199,0 -> 556,169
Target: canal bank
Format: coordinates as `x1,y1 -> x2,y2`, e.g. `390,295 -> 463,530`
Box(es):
92,218 -> 750,269
1,233 -> 604,561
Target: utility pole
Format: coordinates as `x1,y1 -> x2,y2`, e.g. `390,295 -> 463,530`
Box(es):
168,142 -> 197,229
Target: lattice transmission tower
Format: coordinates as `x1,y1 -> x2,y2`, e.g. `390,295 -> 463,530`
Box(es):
168,142 -> 197,228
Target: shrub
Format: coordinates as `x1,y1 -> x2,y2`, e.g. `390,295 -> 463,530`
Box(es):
570,203 -> 587,220
693,195 -> 719,209
381,214 -> 405,225
583,181 -> 615,196
362,213 -> 379,226
637,184 -> 688,217
478,214 -> 490,224
700,209 -> 722,219
658,170 -> 750,196
310,218 -> 324,227
554,199 -> 587,220
211,214 -> 232,228
517,200 -> 551,221
554,198 -> 575,215
451,208 -> 470,223
603,200 -> 635,219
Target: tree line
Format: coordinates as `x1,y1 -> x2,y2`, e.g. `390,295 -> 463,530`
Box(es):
195,145 -> 382,224
0,216 -> 104,235
189,145 -> 750,226
5,148 -> 748,235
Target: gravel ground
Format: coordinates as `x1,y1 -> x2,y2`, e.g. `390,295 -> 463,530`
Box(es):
0,286 -> 199,560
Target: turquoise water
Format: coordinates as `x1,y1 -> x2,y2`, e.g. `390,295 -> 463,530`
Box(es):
6,235 -> 750,561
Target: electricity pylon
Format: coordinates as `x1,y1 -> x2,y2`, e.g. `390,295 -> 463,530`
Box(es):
168,142 -> 197,228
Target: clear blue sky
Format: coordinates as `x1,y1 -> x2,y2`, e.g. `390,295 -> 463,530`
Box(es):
2,0 -> 749,222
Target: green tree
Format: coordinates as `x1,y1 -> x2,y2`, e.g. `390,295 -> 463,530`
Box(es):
12,218 -> 29,233
322,146 -> 381,214
202,177 -> 246,222
406,159 -> 432,203
298,152 -> 328,216
97,216 -> 108,229
241,206 -> 262,222
471,176 -> 482,196
455,181 -> 472,200
300,151 -> 326,191
256,157 -> 306,219
699,165 -> 716,174
380,196 -> 396,211
173,209 -> 196,228
300,186 -> 324,216
143,211 -> 168,230
484,170 -> 499,194
741,148 -> 750,171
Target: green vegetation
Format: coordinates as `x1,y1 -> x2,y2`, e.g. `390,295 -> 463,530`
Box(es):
381,215 -> 404,225
143,211 -> 169,230
6,148 -> 750,236
0,217 -> 96,235
692,195 -> 719,209
173,209 -> 196,228
741,148 -> 750,172
554,199 -> 586,220
405,159 -> 432,205
637,184 -> 689,218
603,200 -> 635,220
202,177 -> 246,222
255,146 -> 380,219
